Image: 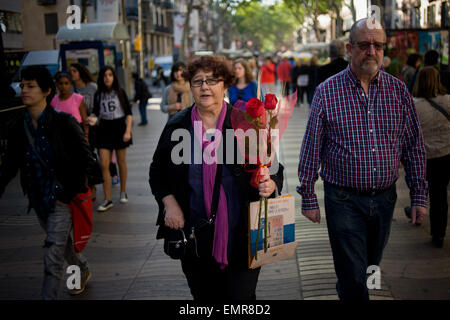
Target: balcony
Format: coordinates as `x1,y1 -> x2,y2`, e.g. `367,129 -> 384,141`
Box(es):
154,0 -> 173,10
37,0 -> 56,5
155,25 -> 172,34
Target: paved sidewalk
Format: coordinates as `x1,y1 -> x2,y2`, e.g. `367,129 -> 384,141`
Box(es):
0,93 -> 449,300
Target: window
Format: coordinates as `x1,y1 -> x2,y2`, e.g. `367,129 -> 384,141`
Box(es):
44,13 -> 58,35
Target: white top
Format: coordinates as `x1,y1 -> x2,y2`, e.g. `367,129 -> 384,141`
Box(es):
98,91 -> 125,120
414,94 -> 450,159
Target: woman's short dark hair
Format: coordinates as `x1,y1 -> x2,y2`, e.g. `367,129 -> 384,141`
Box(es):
406,53 -> 422,67
182,55 -> 234,88
97,65 -> 121,93
21,65 -> 55,104
70,63 -> 94,84
170,61 -> 186,83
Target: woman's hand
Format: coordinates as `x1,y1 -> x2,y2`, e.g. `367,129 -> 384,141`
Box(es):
168,102 -> 182,113
123,131 -> 131,142
162,195 -> 185,230
258,173 -> 276,198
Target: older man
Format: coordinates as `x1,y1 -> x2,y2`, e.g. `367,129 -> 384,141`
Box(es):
297,18 -> 428,300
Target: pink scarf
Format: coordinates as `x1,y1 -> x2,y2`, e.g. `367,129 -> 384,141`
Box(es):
191,102 -> 229,268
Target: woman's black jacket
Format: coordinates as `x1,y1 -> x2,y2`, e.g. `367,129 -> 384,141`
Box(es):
149,103 -> 284,267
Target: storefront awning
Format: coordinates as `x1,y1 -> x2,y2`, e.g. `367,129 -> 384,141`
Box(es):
56,22 -> 129,42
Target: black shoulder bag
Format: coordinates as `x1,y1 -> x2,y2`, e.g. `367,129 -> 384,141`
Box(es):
425,98 -> 450,122
163,164 -> 223,260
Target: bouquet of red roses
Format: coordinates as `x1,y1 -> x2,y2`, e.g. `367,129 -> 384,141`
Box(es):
231,91 -> 297,260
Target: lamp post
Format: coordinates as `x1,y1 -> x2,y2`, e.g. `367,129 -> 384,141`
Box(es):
138,0 -> 144,79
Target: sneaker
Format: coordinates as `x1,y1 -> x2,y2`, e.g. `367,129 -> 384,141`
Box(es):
112,175 -> 120,187
69,270 -> 91,295
120,192 -> 128,204
97,200 -> 113,212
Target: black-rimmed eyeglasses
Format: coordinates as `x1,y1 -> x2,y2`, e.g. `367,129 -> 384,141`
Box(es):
191,78 -> 222,87
352,41 -> 386,51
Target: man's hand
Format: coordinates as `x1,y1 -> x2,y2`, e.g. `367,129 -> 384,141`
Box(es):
411,206 -> 427,225
302,209 -> 321,223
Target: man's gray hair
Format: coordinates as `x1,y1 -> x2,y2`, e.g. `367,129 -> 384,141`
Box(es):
349,18 -> 385,44
329,40 -> 345,58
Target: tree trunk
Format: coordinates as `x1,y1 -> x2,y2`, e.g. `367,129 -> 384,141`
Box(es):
347,0 -> 356,25
313,0 -> 321,42
180,0 -> 194,62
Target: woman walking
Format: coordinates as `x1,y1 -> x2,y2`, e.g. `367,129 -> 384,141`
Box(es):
92,66 -> 133,212
160,61 -> 193,120
69,63 -> 103,200
227,59 -> 257,110
150,55 -> 284,300
412,66 -> 450,248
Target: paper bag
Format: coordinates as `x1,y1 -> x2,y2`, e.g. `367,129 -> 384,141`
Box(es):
248,194 -> 298,268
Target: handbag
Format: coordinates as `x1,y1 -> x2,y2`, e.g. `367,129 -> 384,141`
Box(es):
163,164 -> 223,260
24,122 -> 93,253
163,223 -> 187,259
68,187 -> 93,253
425,98 -> 450,122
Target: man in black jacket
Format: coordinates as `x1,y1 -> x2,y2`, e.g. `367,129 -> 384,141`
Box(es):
0,66 -> 95,299
132,72 -> 152,126
317,40 -> 348,85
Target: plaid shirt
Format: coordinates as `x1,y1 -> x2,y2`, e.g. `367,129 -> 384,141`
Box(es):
297,66 -> 428,210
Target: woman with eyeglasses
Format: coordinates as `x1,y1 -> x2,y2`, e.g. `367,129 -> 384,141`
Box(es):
227,59 -> 257,110
160,61 -> 193,120
149,55 -> 284,300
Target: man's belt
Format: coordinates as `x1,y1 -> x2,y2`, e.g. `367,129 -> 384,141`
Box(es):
325,182 -> 395,197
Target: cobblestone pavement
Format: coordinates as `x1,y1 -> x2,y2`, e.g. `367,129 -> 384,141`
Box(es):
0,85 -> 449,300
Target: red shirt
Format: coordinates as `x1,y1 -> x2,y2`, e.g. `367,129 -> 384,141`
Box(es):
261,63 -> 275,84
277,60 -> 292,82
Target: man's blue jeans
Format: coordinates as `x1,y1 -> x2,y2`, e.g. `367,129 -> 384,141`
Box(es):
138,99 -> 149,124
324,182 -> 397,300
37,203 -> 89,300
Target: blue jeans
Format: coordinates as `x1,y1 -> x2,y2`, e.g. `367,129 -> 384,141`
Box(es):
138,99 -> 149,124
324,182 -> 397,300
37,203 -> 89,300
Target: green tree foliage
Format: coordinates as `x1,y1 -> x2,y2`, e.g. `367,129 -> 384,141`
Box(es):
232,1 -> 298,52
283,0 -> 345,40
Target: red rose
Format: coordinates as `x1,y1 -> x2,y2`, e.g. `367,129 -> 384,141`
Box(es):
245,98 -> 265,119
264,94 -> 278,110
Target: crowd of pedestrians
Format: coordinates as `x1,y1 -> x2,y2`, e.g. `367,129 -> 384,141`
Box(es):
0,16 -> 449,302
